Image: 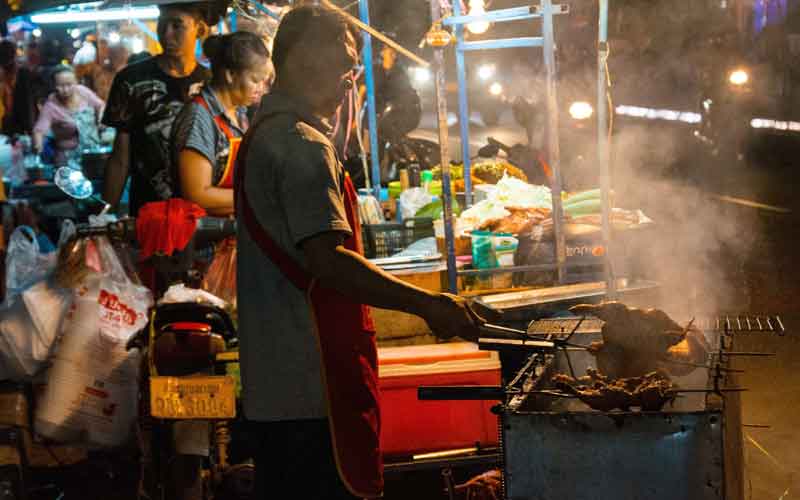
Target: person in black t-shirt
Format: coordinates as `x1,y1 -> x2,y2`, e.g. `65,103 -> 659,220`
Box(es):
102,2 -> 216,215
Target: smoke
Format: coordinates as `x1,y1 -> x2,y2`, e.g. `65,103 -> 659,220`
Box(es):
607,122 -> 762,320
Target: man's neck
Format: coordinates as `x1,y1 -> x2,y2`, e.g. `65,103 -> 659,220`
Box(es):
273,80 -> 322,120
156,53 -> 197,78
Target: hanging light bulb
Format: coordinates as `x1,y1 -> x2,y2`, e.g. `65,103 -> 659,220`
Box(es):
466,0 -> 490,35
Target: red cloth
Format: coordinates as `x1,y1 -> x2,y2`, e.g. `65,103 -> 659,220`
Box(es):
136,199 -> 206,259
237,138 -> 382,498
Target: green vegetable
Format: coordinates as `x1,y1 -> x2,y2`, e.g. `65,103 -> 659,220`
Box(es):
564,198 -> 602,217
415,197 -> 461,219
564,188 -> 601,205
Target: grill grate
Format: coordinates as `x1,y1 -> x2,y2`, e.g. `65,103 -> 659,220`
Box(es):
695,315 -> 785,335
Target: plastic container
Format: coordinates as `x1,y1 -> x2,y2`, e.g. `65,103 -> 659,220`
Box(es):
378,342 -> 501,456
362,217 -> 435,259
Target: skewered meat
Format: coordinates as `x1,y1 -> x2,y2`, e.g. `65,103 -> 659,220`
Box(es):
554,369 -> 676,412
570,302 -> 705,378
455,469 -> 503,500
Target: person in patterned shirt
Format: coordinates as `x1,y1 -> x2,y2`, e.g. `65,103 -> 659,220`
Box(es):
102,1 -> 218,215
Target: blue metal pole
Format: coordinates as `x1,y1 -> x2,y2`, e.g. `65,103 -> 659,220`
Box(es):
597,0 -> 615,296
131,19 -> 157,43
230,10 -> 237,31
453,0 -> 472,207
542,0 -> 566,284
250,1 -> 282,21
359,0 -> 382,201
430,0 -> 458,294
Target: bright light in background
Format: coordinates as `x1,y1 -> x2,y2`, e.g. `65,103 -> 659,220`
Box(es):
466,0 -> 490,35
70,28 -> 81,39
489,82 -> 503,96
751,118 -> 800,132
569,101 -> 594,120
32,28 -> 42,37
729,69 -> 749,86
615,105 -> 702,124
31,6 -> 159,24
108,31 -> 121,44
132,37 -> 145,54
411,66 -> 431,84
477,64 -> 495,81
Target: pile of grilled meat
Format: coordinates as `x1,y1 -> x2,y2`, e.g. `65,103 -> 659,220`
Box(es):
549,302 -> 709,412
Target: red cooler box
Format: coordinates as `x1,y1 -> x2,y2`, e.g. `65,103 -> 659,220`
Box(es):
378,342 -> 501,457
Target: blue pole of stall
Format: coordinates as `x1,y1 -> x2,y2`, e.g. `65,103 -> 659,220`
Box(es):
597,0 -> 616,296
230,10 -> 237,31
453,0 -> 473,207
131,19 -> 157,43
359,0 -> 382,201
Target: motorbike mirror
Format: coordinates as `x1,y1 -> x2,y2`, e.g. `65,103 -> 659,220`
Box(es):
54,166 -> 112,214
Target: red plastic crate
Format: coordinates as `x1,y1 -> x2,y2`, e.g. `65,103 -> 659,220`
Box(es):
378,342 -> 501,457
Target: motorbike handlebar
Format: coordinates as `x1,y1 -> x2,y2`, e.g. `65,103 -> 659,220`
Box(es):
75,217 -> 236,244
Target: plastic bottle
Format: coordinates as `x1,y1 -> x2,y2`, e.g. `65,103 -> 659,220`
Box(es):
398,167 -> 410,191
421,170 -> 433,193
408,162 -> 421,187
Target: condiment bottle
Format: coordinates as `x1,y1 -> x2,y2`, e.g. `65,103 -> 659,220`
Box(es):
399,167 -> 410,191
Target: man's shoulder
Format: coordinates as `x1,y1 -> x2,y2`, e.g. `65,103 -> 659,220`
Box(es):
115,56 -> 158,82
253,112 -> 330,150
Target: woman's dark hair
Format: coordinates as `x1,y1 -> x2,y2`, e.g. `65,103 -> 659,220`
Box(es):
272,6 -> 350,77
203,31 -> 270,85
50,64 -> 75,85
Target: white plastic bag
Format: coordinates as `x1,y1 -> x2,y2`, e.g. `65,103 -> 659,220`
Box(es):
22,280 -> 73,361
160,283 -> 227,308
4,226 -> 57,306
399,188 -> 434,220
35,236 -> 153,447
0,299 -> 39,379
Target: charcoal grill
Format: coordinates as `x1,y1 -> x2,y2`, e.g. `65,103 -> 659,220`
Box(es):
420,314 -> 787,499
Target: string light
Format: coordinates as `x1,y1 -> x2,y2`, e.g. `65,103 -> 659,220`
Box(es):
466,0 -> 490,35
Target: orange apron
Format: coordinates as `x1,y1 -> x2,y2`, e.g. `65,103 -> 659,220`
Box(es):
192,93 -> 241,188
236,114 -> 383,498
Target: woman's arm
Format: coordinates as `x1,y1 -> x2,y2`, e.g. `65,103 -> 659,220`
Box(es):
178,149 -> 234,216
32,101 -> 53,152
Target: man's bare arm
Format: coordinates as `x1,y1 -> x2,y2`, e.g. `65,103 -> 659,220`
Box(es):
103,131 -> 130,209
302,232 -> 482,340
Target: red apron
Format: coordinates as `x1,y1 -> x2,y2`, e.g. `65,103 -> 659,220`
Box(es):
193,93 -> 241,188
236,115 -> 383,498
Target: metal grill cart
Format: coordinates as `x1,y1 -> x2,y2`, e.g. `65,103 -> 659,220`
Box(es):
419,316 -> 786,500
427,0 -> 625,299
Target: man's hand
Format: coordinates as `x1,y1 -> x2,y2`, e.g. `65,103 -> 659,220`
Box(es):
422,293 -> 485,342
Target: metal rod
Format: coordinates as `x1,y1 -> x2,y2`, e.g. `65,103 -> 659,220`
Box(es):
430,0 -> 458,293
459,37 -> 544,51
597,0 -> 615,298
249,1 -> 281,21
443,6 -> 535,25
321,0 -> 430,67
131,18 -> 157,43
542,0 -> 566,284
776,315 -> 785,332
453,0 -> 473,207
357,0 -> 382,201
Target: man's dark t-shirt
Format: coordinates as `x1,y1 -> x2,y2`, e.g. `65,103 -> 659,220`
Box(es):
102,57 -> 209,214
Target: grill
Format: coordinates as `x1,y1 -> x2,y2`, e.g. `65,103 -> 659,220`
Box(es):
419,312 -> 788,500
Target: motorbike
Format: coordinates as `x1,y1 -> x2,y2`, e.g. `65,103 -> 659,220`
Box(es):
54,167 -> 251,500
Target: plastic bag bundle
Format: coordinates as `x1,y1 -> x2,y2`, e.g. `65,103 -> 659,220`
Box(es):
202,237 -> 236,309
35,236 -> 153,448
4,226 -> 58,307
